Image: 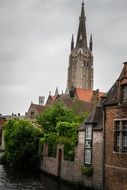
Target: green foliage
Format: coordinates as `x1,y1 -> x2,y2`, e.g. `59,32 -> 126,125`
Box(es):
56,121 -> 78,160
37,102 -> 88,161
37,102 -> 82,132
81,166 -> 93,177
2,119 -> 43,169
41,132 -> 58,157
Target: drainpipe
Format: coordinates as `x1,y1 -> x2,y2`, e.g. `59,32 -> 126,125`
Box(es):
102,105 -> 106,190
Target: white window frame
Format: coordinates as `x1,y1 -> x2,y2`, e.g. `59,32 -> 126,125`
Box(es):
84,124 -> 92,165
114,119 -> 127,153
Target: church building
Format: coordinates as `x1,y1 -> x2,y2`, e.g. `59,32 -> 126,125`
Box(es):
67,2 -> 93,90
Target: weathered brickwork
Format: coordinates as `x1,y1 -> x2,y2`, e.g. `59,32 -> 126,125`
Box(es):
0,117 -> 6,146
41,130 -> 103,190
0,117 -> 6,127
92,131 -> 103,189
104,106 -> 127,190
79,131 -> 103,190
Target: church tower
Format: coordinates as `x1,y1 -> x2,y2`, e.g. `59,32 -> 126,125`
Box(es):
67,2 -> 93,90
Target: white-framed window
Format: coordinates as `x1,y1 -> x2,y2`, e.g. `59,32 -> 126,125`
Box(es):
84,124 -> 92,165
85,149 -> 92,165
86,125 -> 92,139
114,120 -> 127,152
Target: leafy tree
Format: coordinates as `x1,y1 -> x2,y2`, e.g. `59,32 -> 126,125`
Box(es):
37,102 -> 84,132
1,119 -> 43,169
37,102 -> 88,161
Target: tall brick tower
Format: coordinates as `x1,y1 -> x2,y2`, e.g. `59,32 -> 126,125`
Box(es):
67,2 -> 93,90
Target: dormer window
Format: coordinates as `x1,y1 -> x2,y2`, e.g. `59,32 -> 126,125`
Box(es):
123,85 -> 127,102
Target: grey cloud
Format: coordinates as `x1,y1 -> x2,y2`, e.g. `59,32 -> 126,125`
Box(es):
0,0 -> 127,114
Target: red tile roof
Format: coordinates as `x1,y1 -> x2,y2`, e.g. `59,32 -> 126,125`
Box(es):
75,88 -> 105,102
75,88 -> 93,102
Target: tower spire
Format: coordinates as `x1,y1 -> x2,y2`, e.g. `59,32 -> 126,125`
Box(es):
71,34 -> 74,51
67,2 -> 93,90
76,1 -> 87,48
89,34 -> 93,51
55,87 -> 59,95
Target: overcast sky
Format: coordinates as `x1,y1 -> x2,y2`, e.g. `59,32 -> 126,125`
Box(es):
0,0 -> 127,115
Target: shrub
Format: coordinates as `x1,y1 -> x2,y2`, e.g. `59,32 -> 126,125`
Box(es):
81,166 -> 93,177
2,119 -> 43,169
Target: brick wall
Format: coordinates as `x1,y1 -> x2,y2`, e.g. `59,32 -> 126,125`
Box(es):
41,130 -> 103,190
0,117 -> 6,127
104,106 -> 127,190
76,131 -> 103,190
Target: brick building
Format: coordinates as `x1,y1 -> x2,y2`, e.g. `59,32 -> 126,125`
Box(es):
26,102 -> 46,120
103,62 -> 127,190
77,101 -> 103,189
41,100 -> 103,190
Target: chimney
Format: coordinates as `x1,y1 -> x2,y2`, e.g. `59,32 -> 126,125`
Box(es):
39,96 -> 45,105
91,89 -> 99,102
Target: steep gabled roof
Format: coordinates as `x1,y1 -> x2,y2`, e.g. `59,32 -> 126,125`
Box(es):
59,95 -> 93,114
45,95 -> 57,106
28,103 -> 45,113
79,102 -> 103,131
103,62 -> 127,106
45,93 -> 93,115
102,82 -> 118,106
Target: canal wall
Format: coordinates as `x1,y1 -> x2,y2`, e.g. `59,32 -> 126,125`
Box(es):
41,130 -> 103,190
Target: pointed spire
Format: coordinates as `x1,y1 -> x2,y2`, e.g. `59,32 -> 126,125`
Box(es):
65,88 -> 69,95
76,1 -> 87,48
71,34 -> 74,51
55,87 -> 59,95
81,1 -> 85,18
89,34 -> 93,51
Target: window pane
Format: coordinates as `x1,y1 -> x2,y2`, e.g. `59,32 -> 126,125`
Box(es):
86,125 -> 92,139
85,149 -> 91,165
123,132 -> 127,151
85,140 -> 92,148
115,121 -> 120,130
122,121 -> 127,130
123,85 -> 127,102
116,132 -> 120,151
